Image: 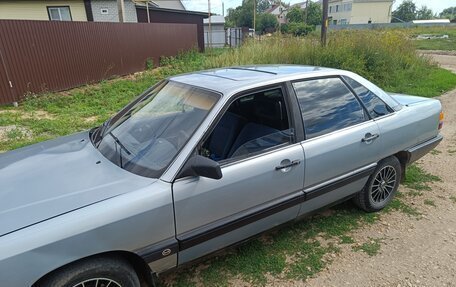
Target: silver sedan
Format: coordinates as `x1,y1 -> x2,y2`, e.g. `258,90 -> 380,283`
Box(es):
0,65 -> 443,286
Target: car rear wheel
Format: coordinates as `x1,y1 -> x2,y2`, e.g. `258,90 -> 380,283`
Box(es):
354,156 -> 401,212
36,256 -> 140,287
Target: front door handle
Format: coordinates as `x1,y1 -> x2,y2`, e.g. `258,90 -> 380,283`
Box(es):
275,159 -> 301,171
362,133 -> 379,143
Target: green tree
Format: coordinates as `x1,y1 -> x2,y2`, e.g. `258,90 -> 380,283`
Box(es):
391,0 -> 416,22
416,5 -> 434,20
257,0 -> 273,13
256,13 -> 279,34
225,0 -> 255,28
304,1 -> 322,26
286,2 -> 321,26
439,6 -> 456,20
286,6 -> 304,23
225,0 -> 290,29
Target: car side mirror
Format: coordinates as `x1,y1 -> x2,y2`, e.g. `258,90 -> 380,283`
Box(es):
373,104 -> 388,116
178,155 -> 223,180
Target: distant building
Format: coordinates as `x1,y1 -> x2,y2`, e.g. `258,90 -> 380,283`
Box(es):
89,0 -> 186,23
328,0 -> 393,25
0,0 -> 186,22
204,15 -> 225,48
0,1 -> 89,21
412,19 -> 450,24
265,4 -> 288,24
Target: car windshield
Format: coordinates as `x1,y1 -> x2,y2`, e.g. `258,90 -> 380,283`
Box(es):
95,81 -> 220,178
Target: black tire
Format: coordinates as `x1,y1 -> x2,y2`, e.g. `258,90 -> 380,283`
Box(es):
36,256 -> 140,287
354,156 -> 401,212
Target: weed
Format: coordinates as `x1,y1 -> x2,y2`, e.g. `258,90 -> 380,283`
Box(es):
424,199 -> 436,207
339,235 -> 355,244
430,149 -> 441,155
450,196 -> 456,203
407,190 -> 424,197
386,198 -> 421,217
352,238 -> 382,256
146,58 -> 154,70
404,164 -> 441,191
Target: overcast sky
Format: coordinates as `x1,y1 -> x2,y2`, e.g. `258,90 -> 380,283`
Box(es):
182,0 -> 454,16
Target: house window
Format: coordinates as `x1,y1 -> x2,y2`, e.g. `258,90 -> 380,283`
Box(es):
336,5 -> 339,12
47,6 -> 72,21
101,8 -> 109,15
343,3 -> 352,11
329,6 -> 332,13
340,19 -> 348,24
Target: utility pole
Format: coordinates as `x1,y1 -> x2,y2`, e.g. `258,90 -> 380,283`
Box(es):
222,1 -> 225,17
117,0 -> 125,23
321,0 -> 328,46
145,1 -> 150,23
304,0 -> 309,24
208,0 -> 212,48
146,0 -> 150,23
253,0 -> 256,35
278,0 -> 282,33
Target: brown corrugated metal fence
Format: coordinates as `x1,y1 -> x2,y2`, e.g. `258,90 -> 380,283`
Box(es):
0,20 -> 199,105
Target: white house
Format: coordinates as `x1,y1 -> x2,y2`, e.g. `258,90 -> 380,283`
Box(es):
90,0 -> 186,23
328,0 -> 393,25
265,4 -> 288,24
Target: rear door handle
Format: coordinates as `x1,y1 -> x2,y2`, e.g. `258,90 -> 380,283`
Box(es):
362,133 -> 379,142
275,159 -> 301,170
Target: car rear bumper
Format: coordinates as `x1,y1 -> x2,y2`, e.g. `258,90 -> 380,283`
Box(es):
407,134 -> 443,164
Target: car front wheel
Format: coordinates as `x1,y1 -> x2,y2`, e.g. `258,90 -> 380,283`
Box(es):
36,256 -> 140,287
354,156 -> 401,212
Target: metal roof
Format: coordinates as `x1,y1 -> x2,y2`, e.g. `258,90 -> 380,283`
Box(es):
170,65 -> 335,94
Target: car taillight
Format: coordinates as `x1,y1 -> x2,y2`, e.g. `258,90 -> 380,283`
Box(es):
438,111 -> 444,130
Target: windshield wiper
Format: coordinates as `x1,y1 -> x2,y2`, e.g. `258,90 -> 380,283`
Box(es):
107,131 -> 132,168
99,110 -> 135,143
107,132 -> 132,156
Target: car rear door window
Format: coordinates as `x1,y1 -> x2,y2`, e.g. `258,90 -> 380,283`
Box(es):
293,77 -> 365,139
343,76 -> 391,118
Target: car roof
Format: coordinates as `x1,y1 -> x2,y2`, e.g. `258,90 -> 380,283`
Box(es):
169,65 -> 337,95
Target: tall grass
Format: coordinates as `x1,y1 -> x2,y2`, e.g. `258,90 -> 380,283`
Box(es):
161,30 -> 456,97
205,30 -> 432,88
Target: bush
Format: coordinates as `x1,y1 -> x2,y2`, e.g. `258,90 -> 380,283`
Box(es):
287,23 -> 313,36
280,23 -> 289,34
256,13 -> 278,34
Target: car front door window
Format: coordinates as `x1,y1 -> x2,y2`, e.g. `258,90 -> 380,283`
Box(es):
200,88 -> 294,162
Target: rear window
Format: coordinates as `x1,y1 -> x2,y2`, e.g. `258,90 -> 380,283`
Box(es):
343,76 -> 391,118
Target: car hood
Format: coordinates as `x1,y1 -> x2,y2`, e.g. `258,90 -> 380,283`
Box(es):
0,131 -> 155,237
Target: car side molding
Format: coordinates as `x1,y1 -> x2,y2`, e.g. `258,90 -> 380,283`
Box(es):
176,163 -> 377,251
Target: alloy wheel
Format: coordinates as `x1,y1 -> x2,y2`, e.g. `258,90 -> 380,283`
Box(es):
72,278 -> 122,287
370,165 -> 397,203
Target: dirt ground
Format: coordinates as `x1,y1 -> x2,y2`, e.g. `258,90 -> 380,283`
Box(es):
274,53 -> 456,287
